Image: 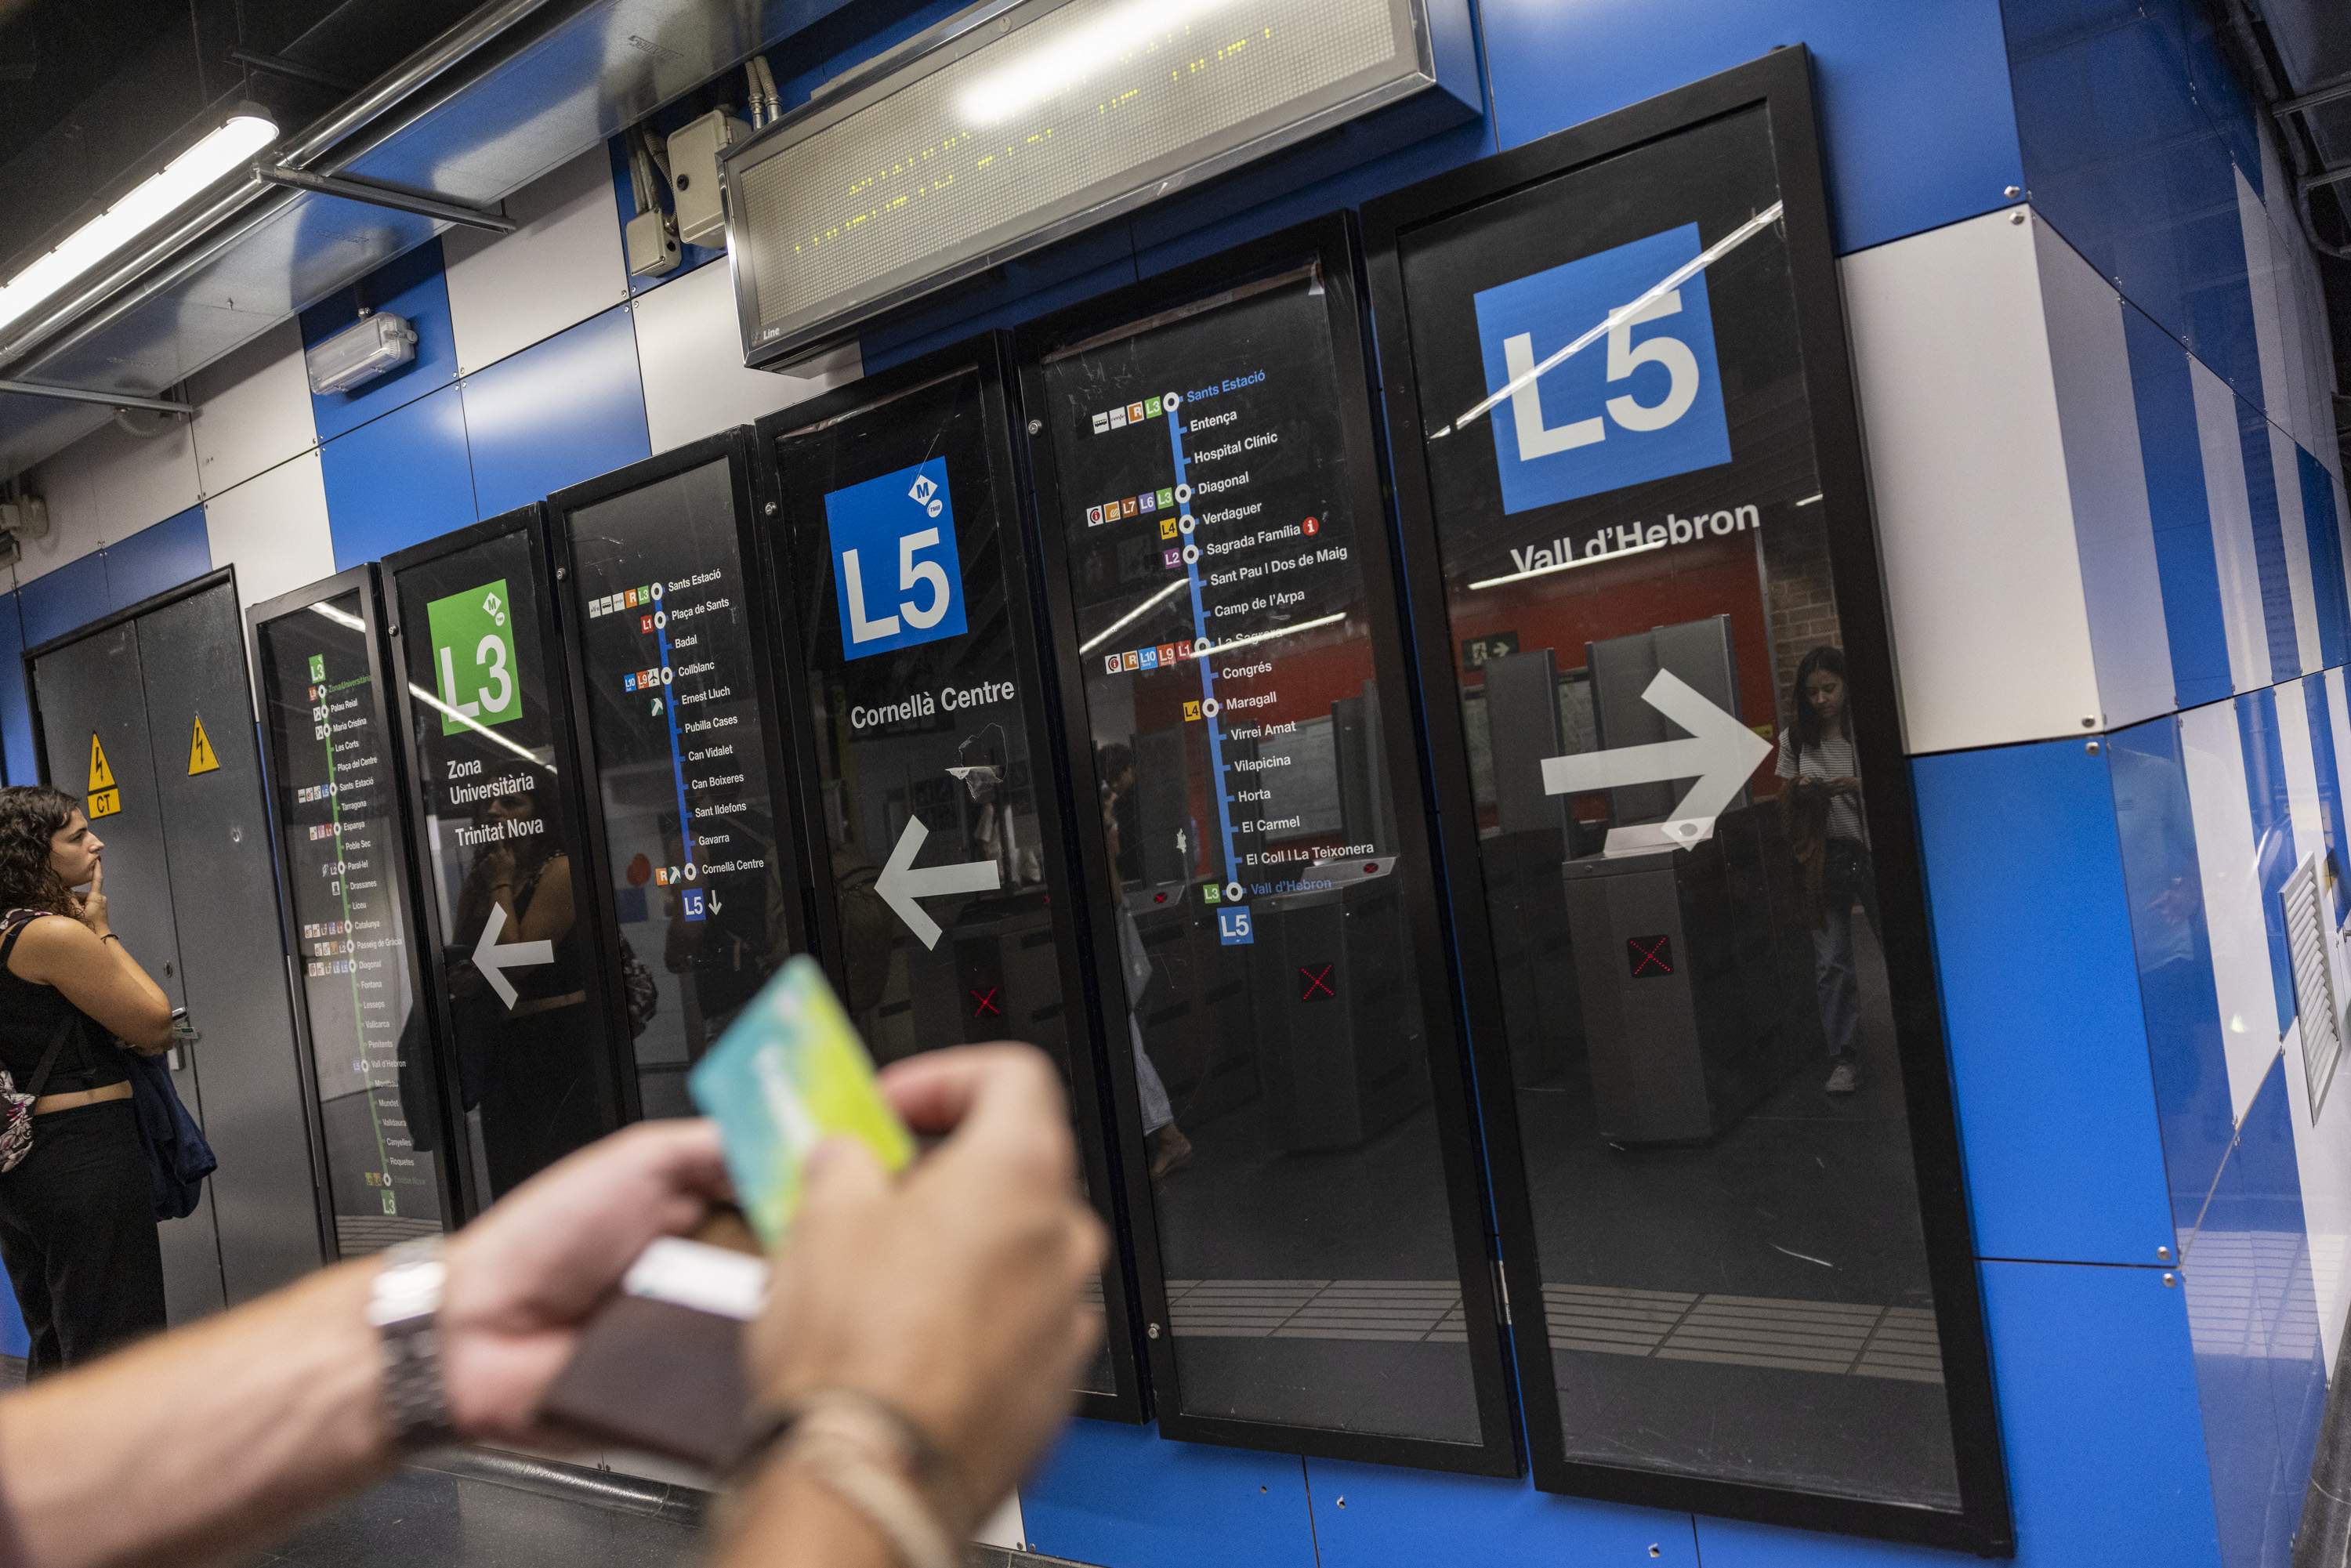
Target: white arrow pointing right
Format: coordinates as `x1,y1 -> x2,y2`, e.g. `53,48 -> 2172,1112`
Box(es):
1542,669 -> 1772,856
877,819 -> 1002,949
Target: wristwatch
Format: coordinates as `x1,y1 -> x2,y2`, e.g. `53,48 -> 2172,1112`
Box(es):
367,1237 -> 455,1450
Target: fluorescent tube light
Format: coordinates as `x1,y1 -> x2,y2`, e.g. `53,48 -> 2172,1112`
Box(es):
0,112 -> 279,335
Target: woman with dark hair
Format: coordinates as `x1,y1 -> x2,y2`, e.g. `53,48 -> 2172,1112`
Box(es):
0,785 -> 176,1371
1777,647 -> 1881,1095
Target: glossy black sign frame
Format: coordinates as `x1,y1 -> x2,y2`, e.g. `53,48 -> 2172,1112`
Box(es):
751,333 -> 1150,1425
383,504 -> 631,1221
1016,213 -> 1519,1475
1360,47 -> 2012,1553
247,563 -> 459,1259
545,428 -> 815,1121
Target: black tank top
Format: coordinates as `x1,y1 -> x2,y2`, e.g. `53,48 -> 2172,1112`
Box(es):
0,914 -> 114,1093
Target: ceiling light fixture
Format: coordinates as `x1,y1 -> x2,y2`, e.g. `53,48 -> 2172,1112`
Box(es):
0,111 -> 280,336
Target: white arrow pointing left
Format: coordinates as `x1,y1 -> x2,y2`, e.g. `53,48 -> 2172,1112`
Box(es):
878,819 -> 1002,949
1542,669 -> 1772,856
473,901 -> 555,1009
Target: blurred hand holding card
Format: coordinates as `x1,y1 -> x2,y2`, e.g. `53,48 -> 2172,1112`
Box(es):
545,959 -> 910,1462
686,954 -> 915,1245
542,1232 -> 766,1466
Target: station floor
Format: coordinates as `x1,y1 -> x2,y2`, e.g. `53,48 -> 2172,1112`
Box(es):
1142,900 -> 1951,1505
232,1459 -> 1045,1568
243,1461 -> 705,1568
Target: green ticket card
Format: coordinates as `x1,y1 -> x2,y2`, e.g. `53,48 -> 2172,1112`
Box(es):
686,956 -> 914,1245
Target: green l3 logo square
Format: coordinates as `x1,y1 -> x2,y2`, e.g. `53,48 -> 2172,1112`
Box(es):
427,578 -> 521,734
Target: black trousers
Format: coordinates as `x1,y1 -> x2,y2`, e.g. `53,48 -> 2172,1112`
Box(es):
0,1099 -> 166,1375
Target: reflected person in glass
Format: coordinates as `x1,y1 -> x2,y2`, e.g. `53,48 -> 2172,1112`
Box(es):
453,786 -> 601,1194
1775,646 -> 1882,1095
1098,744 -> 1190,1182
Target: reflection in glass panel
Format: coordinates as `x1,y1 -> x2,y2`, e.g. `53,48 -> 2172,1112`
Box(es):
256,589 -> 444,1256
1396,106 -> 1957,1506
565,458 -> 793,1117
393,526 -> 624,1206
770,365 -> 1117,1396
1037,267 -> 1484,1443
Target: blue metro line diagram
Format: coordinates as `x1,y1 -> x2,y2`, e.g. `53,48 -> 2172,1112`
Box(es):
1161,390 -> 1255,946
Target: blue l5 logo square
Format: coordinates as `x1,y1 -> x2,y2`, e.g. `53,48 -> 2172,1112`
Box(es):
826,458 -> 968,661
1473,223 -> 1733,514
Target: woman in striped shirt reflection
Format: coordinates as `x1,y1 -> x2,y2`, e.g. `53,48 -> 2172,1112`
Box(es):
1777,646 -> 1881,1095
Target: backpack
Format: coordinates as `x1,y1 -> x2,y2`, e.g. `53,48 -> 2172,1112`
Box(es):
126,1047 -> 214,1220
0,911 -> 74,1175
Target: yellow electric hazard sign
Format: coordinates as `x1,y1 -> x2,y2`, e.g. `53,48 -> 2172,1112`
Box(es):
187,715 -> 219,777
86,735 -> 119,819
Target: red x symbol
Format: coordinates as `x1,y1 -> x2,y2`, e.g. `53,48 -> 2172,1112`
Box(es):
1626,936 -> 1673,978
969,987 -> 1001,1018
1299,964 -> 1335,1001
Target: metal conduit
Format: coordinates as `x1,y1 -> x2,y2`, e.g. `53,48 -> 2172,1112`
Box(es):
0,0 -> 569,375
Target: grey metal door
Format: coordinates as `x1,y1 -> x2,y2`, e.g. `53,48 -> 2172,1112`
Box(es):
137,581 -> 320,1302
28,621 -> 222,1321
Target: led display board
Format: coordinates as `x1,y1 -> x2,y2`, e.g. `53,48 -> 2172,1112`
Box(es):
723,0 -> 1454,366
1019,215 -> 1514,1471
251,567 -> 451,1257
1362,48 -> 2012,1552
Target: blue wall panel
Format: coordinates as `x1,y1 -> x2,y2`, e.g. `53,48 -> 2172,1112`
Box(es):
2186,1136 -> 2280,1568
1478,0 -> 2023,255
2184,1057 -> 2324,1568
2299,445 -> 2351,673
20,553 -> 113,650
2241,1062 -> 2327,1568
2108,714 -> 2236,1240
104,505 -> 212,612
459,304 -> 650,519
0,590 -> 34,788
2003,0 -> 2262,400
861,232 -> 1140,375
2122,305 -> 2234,711
1699,1260 -> 2222,1566
321,383 -> 477,571
2234,393 -> 2303,682
301,237 -> 460,443
1912,738 -> 2175,1262
1304,1459 -> 1698,1568
2306,679 -> 2351,925
0,1273 -> 22,1357
1021,1421 -> 1317,1568
2235,690 -> 2298,1035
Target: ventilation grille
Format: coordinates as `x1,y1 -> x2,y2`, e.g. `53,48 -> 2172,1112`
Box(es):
2285,855 -> 2342,1121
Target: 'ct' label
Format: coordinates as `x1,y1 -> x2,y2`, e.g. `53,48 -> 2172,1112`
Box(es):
87,734 -> 121,818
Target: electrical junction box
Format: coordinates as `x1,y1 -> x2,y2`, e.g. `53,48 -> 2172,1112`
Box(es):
625,207 -> 680,277
666,110 -> 748,248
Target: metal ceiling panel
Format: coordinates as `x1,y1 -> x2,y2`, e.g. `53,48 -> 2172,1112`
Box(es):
33,196 -> 443,396
0,394 -> 112,481
0,0 -> 864,480
339,0 -> 792,203
2266,0 -> 2351,185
